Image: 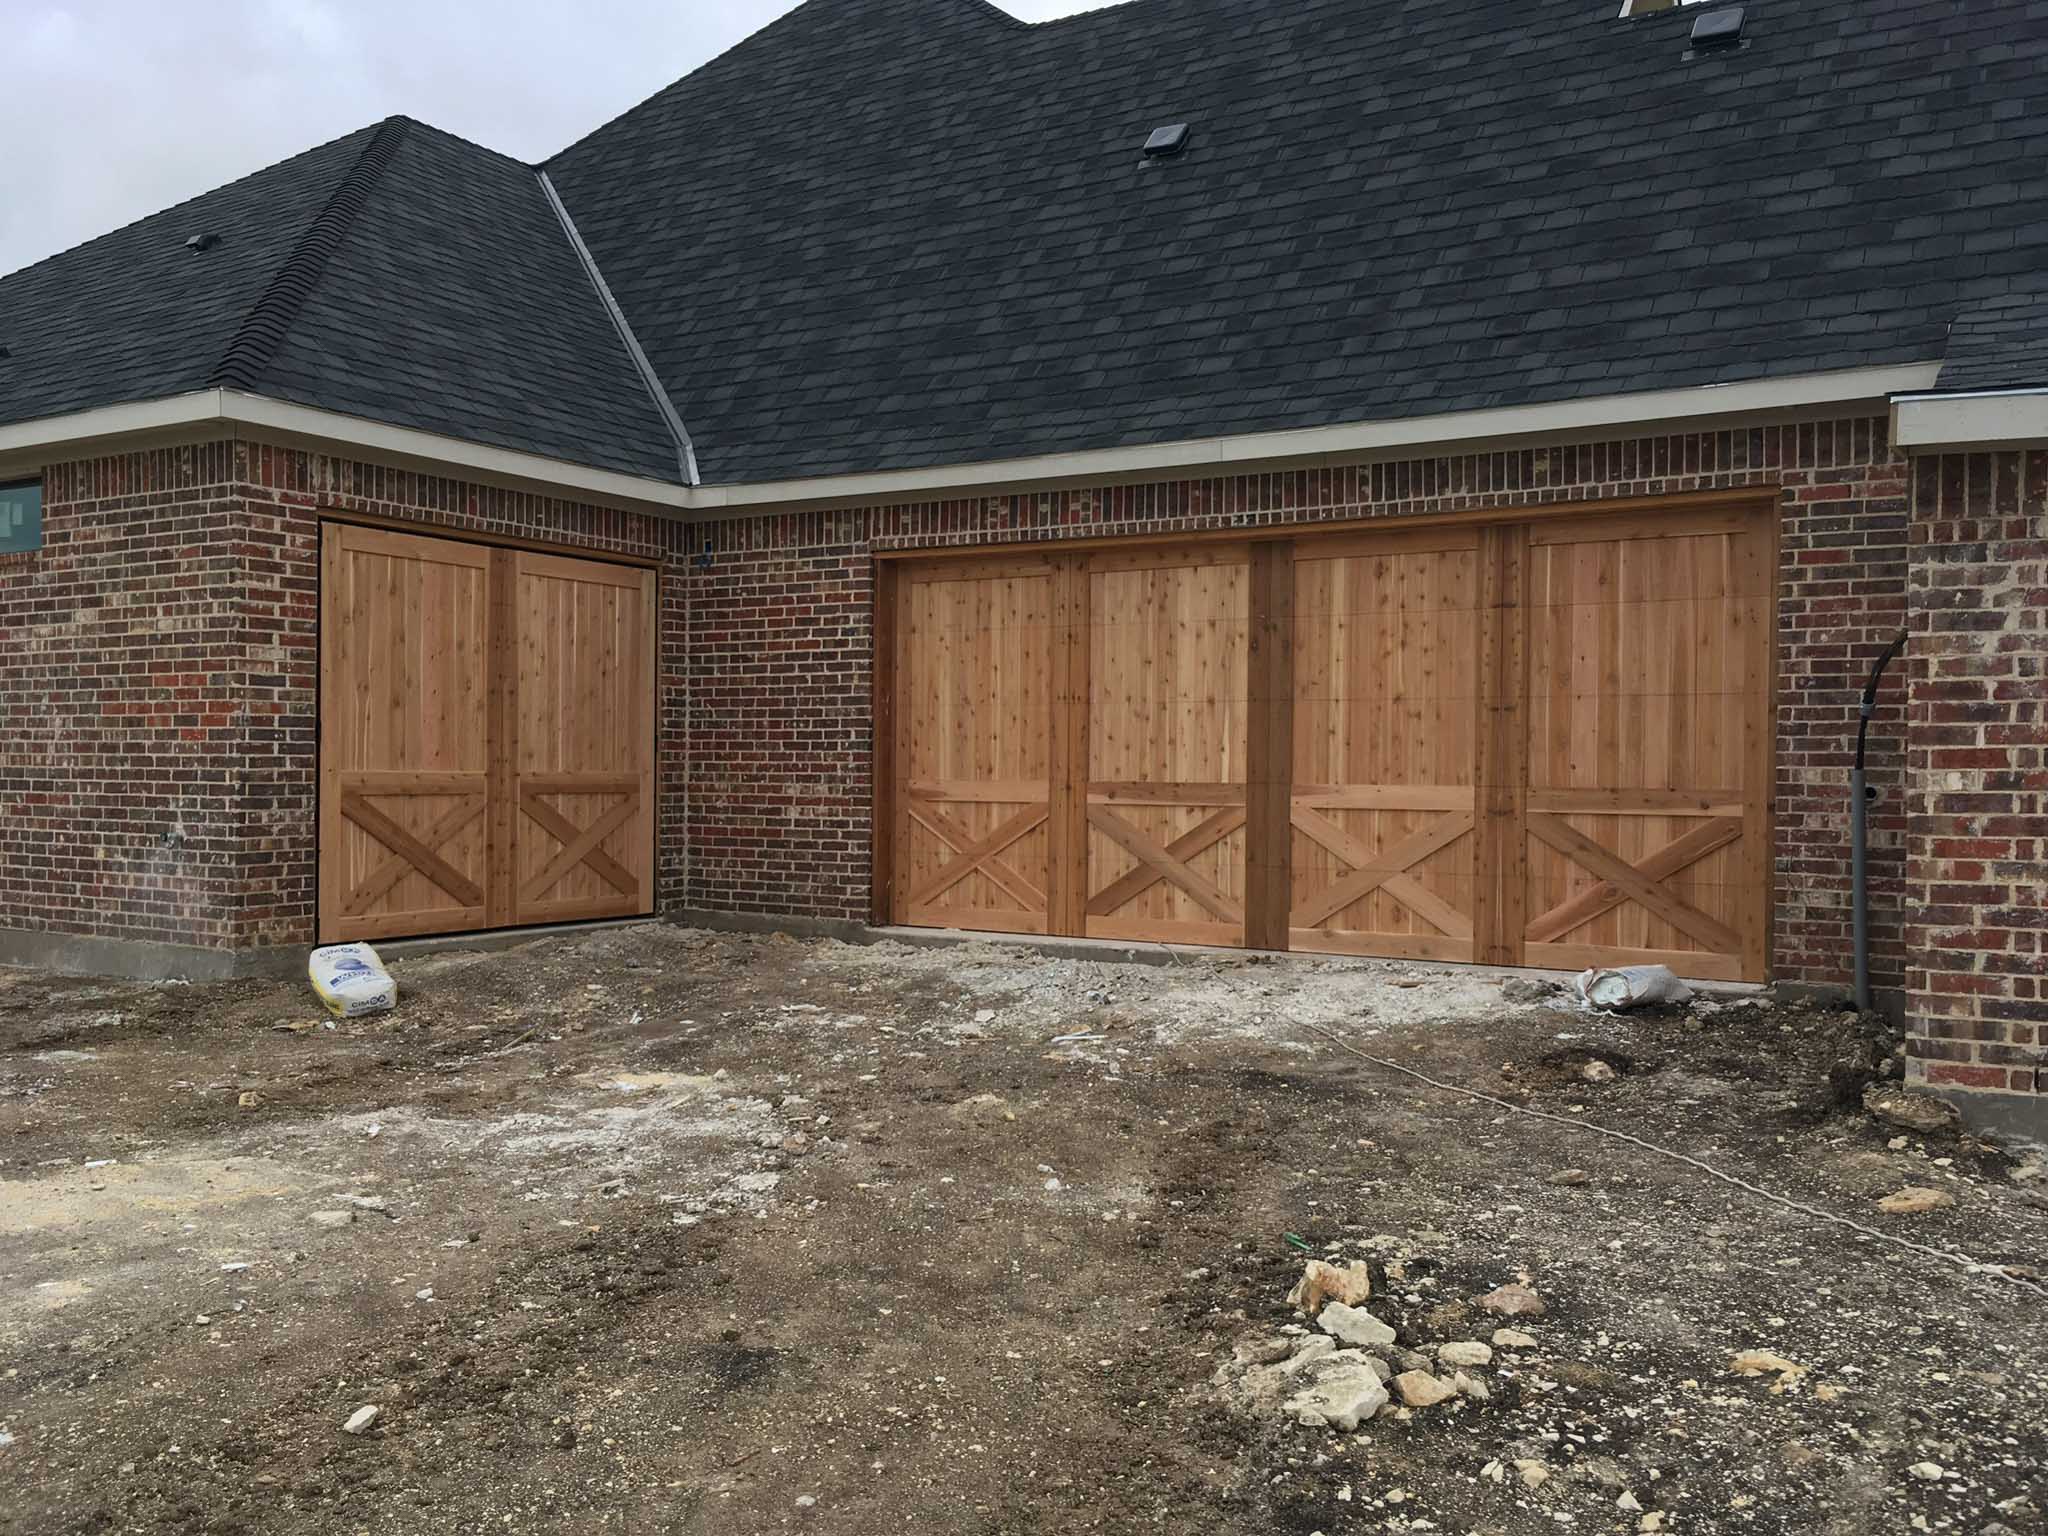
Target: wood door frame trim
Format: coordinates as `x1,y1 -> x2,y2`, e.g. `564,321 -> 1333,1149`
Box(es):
870,487 -> 1779,566
316,508 -> 663,570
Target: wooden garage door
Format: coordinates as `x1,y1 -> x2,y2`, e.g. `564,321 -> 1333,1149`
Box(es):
319,524 -> 656,943
878,495 -> 1773,981
1290,530 -> 1481,962
1086,550 -> 1251,947
1519,509 -> 1771,982
890,558 -> 1058,935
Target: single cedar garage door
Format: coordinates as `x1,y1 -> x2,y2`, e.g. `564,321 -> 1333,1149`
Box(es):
318,522 -> 657,943
881,498 -> 1774,982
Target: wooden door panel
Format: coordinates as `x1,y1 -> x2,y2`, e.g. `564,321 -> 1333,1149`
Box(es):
893,564 -> 1055,934
319,524 -> 492,941
1521,513 -> 1772,981
880,498 -> 1772,977
509,552 -> 657,926
1086,559 -> 1249,946
319,526 -> 657,942
1288,537 -> 1480,961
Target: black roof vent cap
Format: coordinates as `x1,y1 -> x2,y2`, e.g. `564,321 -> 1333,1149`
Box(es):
1689,6 -> 1745,50
185,232 -> 221,252
1142,123 -> 1190,158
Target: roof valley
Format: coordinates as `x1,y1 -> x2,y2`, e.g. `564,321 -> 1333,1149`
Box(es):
208,116 -> 413,393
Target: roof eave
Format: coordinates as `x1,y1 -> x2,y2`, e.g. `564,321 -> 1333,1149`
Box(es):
0,362 -> 1944,515
1891,387 -> 2048,453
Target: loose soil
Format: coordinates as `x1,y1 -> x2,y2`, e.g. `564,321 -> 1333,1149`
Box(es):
2,924 -> 2043,1535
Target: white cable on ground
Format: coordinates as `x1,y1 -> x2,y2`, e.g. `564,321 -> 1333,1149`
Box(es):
1294,1015 -> 2048,1302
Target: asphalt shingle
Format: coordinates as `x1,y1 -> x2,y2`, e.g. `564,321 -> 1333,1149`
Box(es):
546,0 -> 2048,485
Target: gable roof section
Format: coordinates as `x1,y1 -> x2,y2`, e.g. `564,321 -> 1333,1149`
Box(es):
0,117 -> 677,482
545,0 -> 2048,485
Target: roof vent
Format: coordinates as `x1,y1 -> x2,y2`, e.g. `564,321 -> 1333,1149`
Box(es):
1142,123 -> 1190,159
1689,6 -> 1745,50
185,232 -> 220,252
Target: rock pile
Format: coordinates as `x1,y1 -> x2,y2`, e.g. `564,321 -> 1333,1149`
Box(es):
1216,1259 -> 1538,1430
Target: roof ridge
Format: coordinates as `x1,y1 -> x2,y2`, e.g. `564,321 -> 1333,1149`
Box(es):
209,116 -> 411,392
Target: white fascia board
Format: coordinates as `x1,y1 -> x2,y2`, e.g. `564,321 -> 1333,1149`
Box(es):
1891,389 -> 2048,452
0,363 -> 1942,514
219,393 -> 691,509
0,389 -> 229,459
694,362 -> 1943,511
0,389 -> 692,510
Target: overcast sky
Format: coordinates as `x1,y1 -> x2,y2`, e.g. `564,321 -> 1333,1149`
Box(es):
2,0 -> 1107,278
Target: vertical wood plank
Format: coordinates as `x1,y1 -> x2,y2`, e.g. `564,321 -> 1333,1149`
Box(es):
486,546 -> 516,928
1473,523 -> 1529,966
1246,540 -> 1295,951
1047,554 -> 1092,935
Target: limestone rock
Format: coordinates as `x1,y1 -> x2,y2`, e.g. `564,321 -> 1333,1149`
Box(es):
1318,1301 -> 1396,1350
342,1406 -> 380,1435
1437,1341 -> 1493,1369
1392,1369 -> 1457,1407
309,1210 -> 354,1228
1478,1281 -> 1546,1318
1877,1185 -> 1954,1215
1452,1369 -> 1491,1402
1493,1328 -> 1538,1349
1233,1334 -> 1295,1368
1731,1350 -> 1806,1380
1286,1258 -> 1372,1315
1862,1082 -> 1960,1134
1283,1357 -> 1390,1431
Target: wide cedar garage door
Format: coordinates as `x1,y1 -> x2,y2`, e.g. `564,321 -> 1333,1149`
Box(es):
880,498 -> 1773,981
318,522 -> 657,943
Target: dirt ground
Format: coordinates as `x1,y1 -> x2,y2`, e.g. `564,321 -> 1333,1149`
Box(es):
2,923 -> 2044,1536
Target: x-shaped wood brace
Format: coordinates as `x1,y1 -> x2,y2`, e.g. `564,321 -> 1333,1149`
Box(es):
906,801 -> 1049,912
1289,804 -> 1475,935
519,791 -> 642,904
341,793 -> 485,914
1524,814 -> 1741,953
1085,804 -> 1246,924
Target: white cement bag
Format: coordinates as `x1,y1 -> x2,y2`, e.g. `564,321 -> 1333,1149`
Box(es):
1575,964 -> 1693,1010
310,942 -> 397,1018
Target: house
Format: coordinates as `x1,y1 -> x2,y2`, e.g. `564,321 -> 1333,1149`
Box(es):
0,0 -> 2042,1136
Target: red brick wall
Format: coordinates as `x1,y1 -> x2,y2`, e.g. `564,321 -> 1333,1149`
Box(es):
0,444 -> 249,948
1904,449 -> 2047,1102
3,420 -> 1917,1006
689,417 -> 1913,997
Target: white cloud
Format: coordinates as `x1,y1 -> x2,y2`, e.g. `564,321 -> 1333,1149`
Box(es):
0,0 -> 1114,276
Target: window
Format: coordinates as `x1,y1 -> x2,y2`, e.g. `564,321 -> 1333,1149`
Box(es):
0,479 -> 42,554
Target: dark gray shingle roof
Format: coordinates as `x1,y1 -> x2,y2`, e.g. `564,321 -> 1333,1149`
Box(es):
546,0 -> 2048,484
1934,291 -> 2048,392
0,118 -> 675,482
0,123 -> 380,426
